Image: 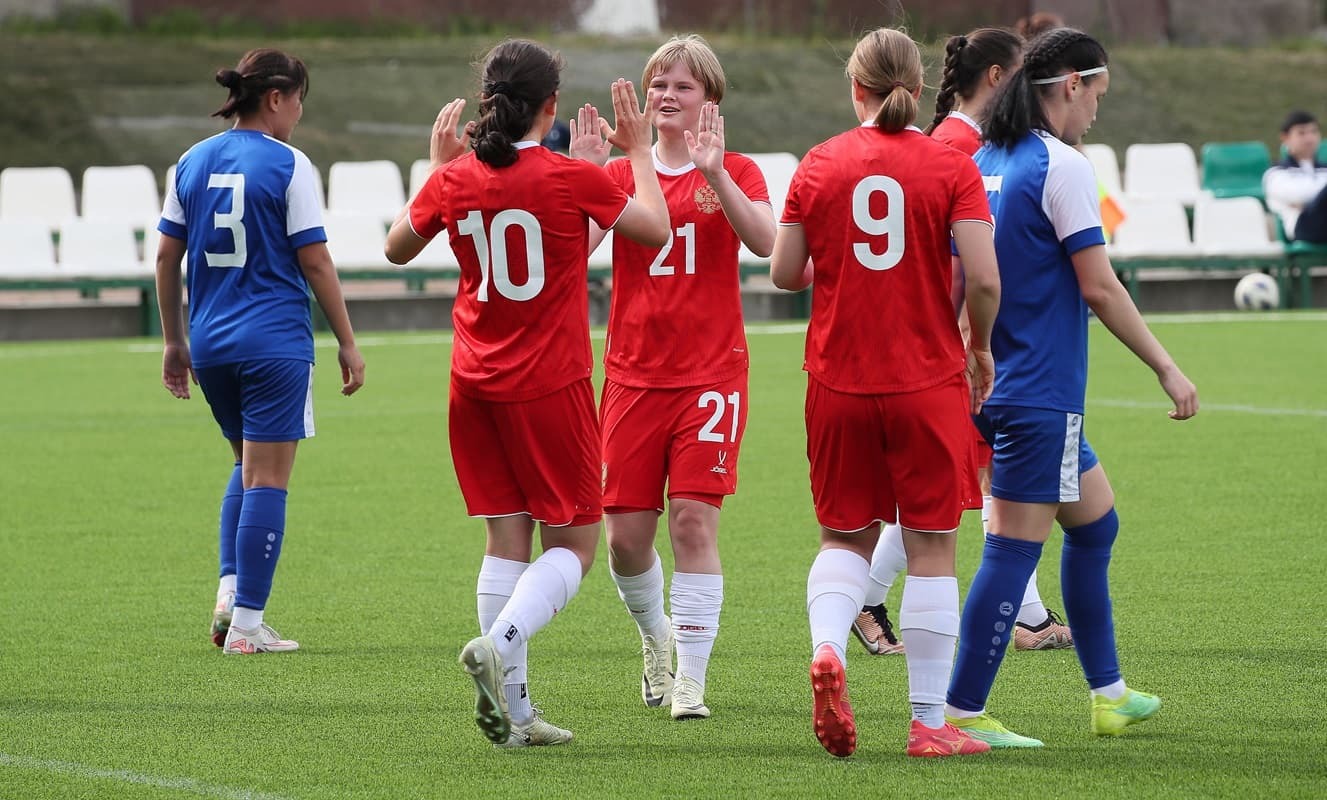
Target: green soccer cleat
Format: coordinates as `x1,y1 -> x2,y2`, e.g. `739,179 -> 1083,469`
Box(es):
1092,688 -> 1162,735
945,713 -> 1044,748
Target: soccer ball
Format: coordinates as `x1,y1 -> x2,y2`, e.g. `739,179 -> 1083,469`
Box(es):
1233,273 -> 1279,310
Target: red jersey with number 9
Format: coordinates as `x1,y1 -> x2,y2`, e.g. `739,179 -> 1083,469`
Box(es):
410,142 -> 630,401
782,124 -> 990,394
602,150 -> 769,388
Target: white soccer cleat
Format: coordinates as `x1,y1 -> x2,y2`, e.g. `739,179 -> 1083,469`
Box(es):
459,635 -> 511,744
671,675 -> 711,720
641,619 -> 675,708
210,591 -> 235,648
496,708 -> 574,748
222,622 -> 299,654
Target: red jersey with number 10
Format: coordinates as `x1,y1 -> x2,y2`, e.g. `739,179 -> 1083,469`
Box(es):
410,143 -> 629,401
602,150 -> 769,388
782,124 -> 990,394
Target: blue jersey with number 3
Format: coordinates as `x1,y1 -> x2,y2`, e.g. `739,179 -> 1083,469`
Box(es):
974,130 -> 1106,414
159,129 -> 326,369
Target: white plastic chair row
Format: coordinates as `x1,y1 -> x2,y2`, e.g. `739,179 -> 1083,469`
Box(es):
1084,142 -> 1210,208
0,219 -> 152,279
0,165 -> 160,231
1110,196 -> 1280,259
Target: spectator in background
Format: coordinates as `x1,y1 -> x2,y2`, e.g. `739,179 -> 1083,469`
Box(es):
542,118 -> 571,152
1015,12 -> 1065,39
1264,109 -> 1327,243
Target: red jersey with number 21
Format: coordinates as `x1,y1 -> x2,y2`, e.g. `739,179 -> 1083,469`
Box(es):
410,143 -> 629,401
782,124 -> 990,394
603,150 -> 769,388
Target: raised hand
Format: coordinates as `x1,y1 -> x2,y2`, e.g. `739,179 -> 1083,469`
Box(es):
430,98 -> 471,170
569,103 -> 613,165
684,101 -> 726,179
604,78 -> 653,157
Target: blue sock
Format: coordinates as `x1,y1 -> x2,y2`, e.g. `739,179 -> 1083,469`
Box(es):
1061,508 -> 1121,690
234,487 -> 288,612
218,462 -> 243,579
947,534 -> 1043,713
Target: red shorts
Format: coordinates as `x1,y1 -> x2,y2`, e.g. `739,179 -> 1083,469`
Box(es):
449,378 -> 601,527
974,426 -> 993,470
601,374 -> 748,512
805,373 -> 978,533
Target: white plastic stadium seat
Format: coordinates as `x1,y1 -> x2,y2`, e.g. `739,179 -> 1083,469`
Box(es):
327,160 -> 405,225
81,165 -> 161,230
0,167 -> 77,230
1123,143 -> 1206,207
1192,196 -> 1283,257
589,229 -> 615,270
409,158 -> 432,202
1082,143 -> 1122,197
58,220 -> 148,276
739,152 -> 798,267
0,220 -> 59,277
323,213 -> 391,270
1108,199 -> 1198,259
412,234 -> 460,269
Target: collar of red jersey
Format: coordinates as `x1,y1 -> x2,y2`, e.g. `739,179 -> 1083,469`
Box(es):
651,144 -> 697,176
859,122 -> 924,133
946,110 -> 982,134
513,140 -> 540,150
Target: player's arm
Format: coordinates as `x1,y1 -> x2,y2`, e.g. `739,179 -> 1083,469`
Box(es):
604,79 -> 670,247
386,98 -> 469,265
952,221 -> 1000,410
154,232 -> 192,399
1071,244 -> 1197,419
687,103 -> 775,257
298,242 -> 365,396
770,223 -> 813,291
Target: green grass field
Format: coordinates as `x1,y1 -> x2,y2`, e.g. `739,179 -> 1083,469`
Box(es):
2,314 -> 1325,799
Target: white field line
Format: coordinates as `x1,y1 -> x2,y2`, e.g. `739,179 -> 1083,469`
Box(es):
1091,398 -> 1327,418
0,753 -> 291,800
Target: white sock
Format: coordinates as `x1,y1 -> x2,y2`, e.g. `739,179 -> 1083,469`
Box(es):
478,555 -> 532,723
231,606 -> 263,630
490,547 -> 582,665
1091,679 -> 1127,700
218,574 -> 237,596
807,549 -> 869,667
900,575 -> 960,730
981,495 -> 993,526
864,523 -> 907,607
1016,568 -> 1049,628
671,572 -> 723,690
610,552 -> 670,641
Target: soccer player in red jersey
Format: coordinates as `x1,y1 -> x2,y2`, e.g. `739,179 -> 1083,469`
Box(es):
384,39 -> 670,748
569,35 -> 775,721
769,27 -> 1001,758
858,27 -> 1076,656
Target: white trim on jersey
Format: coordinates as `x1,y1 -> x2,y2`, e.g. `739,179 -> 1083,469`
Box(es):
161,164 -> 185,227
651,144 -> 696,176
946,110 -> 982,135
276,143 -> 324,238
1036,132 -> 1103,245
1058,412 -> 1082,502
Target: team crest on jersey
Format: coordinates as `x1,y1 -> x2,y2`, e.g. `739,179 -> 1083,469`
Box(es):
694,185 -> 721,214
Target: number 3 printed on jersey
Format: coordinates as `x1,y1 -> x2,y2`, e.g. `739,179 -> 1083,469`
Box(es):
851,176 -> 904,271
457,209 -> 545,302
205,173 -> 246,268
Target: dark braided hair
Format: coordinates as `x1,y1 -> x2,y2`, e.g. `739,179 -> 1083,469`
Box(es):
212,49 -> 309,119
925,28 -> 1022,135
471,39 -> 563,168
983,27 -> 1108,149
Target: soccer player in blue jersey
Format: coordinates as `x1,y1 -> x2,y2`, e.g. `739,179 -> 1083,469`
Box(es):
154,48 -> 366,655
942,28 -> 1198,746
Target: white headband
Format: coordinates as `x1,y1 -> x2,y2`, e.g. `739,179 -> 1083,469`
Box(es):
1030,65 -> 1108,85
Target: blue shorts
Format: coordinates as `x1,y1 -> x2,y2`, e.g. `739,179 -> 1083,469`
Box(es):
194,359 -> 315,443
982,404 -> 1098,504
